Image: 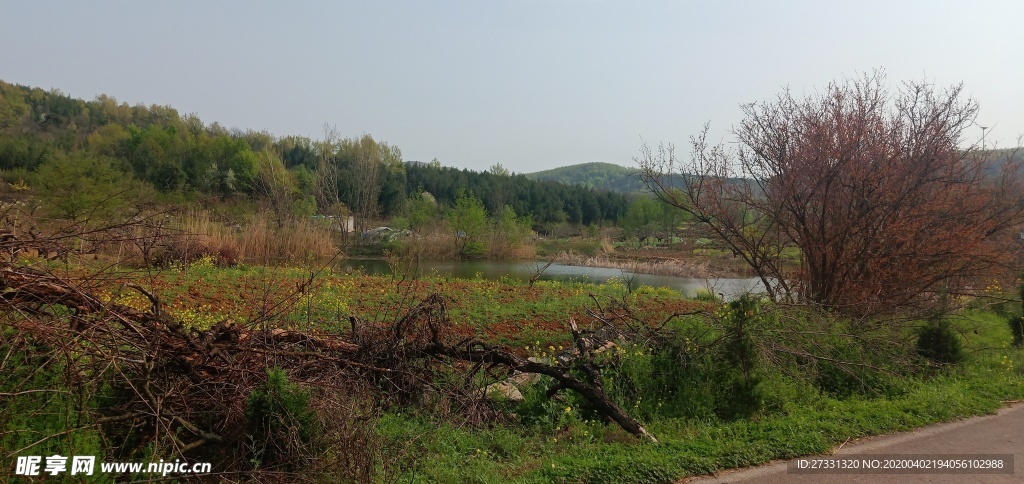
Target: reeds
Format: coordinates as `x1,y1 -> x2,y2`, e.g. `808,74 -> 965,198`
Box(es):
391,223 -> 537,260
122,209 -> 339,266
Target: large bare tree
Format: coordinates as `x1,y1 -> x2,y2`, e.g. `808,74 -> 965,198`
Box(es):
315,124 -> 343,216
338,134 -> 402,232
639,72 -> 1024,316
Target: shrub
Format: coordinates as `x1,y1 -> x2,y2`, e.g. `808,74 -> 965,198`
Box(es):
712,296 -> 768,418
916,319 -> 965,366
600,299 -> 771,422
245,367 -> 318,470
1008,277 -> 1024,347
462,240 -> 486,257
1009,316 -> 1024,347
693,288 -> 721,302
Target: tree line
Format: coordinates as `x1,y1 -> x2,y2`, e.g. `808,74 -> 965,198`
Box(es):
0,80 -> 631,229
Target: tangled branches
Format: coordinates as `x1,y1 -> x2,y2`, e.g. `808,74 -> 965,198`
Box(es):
1,227 -> 660,478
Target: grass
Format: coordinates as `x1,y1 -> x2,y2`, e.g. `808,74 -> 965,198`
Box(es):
371,306 -> 1024,483
0,338 -> 109,480
377,380 -> 1014,483
102,262 -> 705,348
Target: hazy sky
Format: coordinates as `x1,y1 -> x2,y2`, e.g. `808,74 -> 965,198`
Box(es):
3,1 -> 1022,173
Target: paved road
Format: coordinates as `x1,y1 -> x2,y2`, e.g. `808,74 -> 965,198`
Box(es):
685,402 -> 1024,483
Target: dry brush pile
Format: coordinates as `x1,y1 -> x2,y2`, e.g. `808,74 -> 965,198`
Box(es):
0,216 -> 660,480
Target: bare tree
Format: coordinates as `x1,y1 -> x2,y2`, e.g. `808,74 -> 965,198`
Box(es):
639,72 -> 1024,316
315,124 -> 343,217
338,135 -> 401,232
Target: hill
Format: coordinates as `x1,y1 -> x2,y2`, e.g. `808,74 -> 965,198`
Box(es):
525,162 -> 648,193
0,80 -> 630,226
981,148 -> 1024,178
530,148 -> 1024,194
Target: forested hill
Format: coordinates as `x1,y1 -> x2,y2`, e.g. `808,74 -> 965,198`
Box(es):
525,162 -> 647,193
529,150 -> 1024,193
0,80 -> 630,226
982,148 -> 1024,178
405,164 -> 629,225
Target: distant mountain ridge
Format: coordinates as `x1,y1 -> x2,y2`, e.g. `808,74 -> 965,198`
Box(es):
529,149 -> 1024,194
525,162 -> 648,193
981,148 -> 1024,178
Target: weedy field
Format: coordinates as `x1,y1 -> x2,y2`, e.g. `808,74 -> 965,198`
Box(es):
6,253 -> 1024,483
95,257 -> 704,349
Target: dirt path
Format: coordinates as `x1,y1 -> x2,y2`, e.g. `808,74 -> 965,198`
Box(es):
684,402 -> 1024,483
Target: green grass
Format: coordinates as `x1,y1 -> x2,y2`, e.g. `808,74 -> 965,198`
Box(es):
0,346 -> 109,480
120,263 -> 700,348
374,307 -> 1024,483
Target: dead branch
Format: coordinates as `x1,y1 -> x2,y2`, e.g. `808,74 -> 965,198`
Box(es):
1,207 -> 666,478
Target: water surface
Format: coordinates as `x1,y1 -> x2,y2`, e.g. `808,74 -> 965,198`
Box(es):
340,259 -> 764,300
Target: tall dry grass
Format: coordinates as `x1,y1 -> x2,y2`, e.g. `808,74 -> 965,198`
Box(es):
195,210 -> 336,264
487,231 -> 536,259
118,210 -> 339,266
386,222 -> 536,260
392,224 -> 458,260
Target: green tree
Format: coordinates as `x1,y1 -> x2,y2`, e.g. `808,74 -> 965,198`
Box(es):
655,188 -> 690,239
227,141 -> 258,193
406,191 -> 439,231
187,135 -> 258,195
489,163 -> 510,177
254,149 -> 298,226
245,368 -> 317,470
35,151 -> 133,221
446,188 -> 488,256
0,82 -> 30,128
85,123 -> 130,157
491,204 -> 532,255
621,197 -> 662,242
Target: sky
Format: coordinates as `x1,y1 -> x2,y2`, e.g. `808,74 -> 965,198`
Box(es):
2,1 -> 1022,173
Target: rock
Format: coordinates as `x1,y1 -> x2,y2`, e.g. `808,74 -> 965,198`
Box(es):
485,381 -> 524,402
527,356 -> 554,365
508,371 -> 540,387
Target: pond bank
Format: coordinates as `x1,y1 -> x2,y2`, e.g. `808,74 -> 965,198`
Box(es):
550,250 -> 753,279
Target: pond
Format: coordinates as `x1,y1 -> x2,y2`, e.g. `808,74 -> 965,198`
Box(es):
339,259 -> 765,300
